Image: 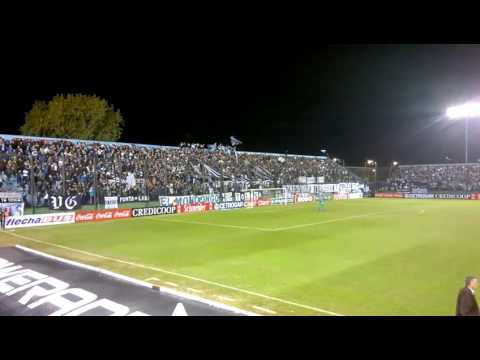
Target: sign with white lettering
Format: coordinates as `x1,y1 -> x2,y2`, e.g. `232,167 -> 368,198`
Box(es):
0,247 -> 248,316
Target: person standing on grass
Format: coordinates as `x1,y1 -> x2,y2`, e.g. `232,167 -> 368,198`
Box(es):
456,276 -> 479,316
0,208 -> 4,230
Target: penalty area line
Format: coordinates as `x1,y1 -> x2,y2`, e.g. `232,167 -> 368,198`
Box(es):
4,231 -> 344,316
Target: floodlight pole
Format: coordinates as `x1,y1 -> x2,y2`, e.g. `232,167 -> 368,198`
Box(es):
465,118 -> 469,163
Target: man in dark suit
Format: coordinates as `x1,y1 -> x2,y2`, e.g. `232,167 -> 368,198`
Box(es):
456,276 -> 479,316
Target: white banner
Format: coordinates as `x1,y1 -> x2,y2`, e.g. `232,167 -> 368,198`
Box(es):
4,212 -> 75,229
104,196 -> 119,209
284,182 -> 364,194
0,203 -> 24,217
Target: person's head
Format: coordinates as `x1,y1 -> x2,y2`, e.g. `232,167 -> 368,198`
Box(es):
465,276 -> 478,290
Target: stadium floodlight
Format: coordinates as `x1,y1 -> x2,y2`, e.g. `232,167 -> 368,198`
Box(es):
392,161 -> 398,166
446,102 -> 480,120
445,101 -> 480,163
367,159 -> 375,165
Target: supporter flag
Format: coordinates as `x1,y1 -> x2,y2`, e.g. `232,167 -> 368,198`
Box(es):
204,164 -> 221,178
230,136 -> 242,147
207,143 -> 217,152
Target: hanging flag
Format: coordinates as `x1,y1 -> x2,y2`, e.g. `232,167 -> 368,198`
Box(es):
230,136 -> 242,147
207,143 -> 217,152
204,164 -> 221,178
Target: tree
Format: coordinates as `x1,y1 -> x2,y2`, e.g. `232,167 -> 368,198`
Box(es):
20,94 -> 125,141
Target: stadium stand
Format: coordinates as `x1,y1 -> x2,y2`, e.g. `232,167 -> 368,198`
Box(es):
0,135 -> 353,211
381,163 -> 480,192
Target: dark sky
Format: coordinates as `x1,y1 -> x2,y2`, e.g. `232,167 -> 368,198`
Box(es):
3,41 -> 480,166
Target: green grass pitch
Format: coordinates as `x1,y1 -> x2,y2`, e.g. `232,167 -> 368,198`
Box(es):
1,198 -> 478,315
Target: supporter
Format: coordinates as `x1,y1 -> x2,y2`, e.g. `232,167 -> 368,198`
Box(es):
0,136 -> 352,206
383,164 -> 480,192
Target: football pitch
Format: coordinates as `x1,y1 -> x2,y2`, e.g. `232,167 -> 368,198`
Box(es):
1,198 -> 478,316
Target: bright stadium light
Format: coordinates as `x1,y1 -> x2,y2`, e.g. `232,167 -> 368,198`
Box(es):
445,101 -> 480,163
392,161 -> 398,166
446,102 -> 480,119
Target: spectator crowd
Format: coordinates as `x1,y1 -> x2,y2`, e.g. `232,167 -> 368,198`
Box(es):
382,164 -> 480,192
0,136 -> 348,208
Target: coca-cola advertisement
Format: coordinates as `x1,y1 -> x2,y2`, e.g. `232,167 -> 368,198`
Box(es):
75,209 -> 132,223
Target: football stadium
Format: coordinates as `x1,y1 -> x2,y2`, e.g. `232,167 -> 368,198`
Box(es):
2,44 -> 480,316
1,133 -> 480,316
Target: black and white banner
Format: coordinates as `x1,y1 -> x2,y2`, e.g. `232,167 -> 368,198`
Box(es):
0,247 -> 248,316
0,192 -> 22,203
104,196 -> 119,209
49,195 -> 81,210
119,195 -> 150,203
132,206 -> 176,217
159,192 -> 247,207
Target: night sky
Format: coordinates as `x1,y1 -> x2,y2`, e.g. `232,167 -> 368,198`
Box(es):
3,41 -> 480,166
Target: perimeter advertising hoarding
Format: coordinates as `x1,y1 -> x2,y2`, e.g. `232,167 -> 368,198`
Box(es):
75,209 -> 132,223
214,201 -> 245,211
4,212 -> 75,229
175,202 -> 212,214
0,247 -> 245,316
376,192 -> 480,200
404,193 -> 475,200
132,206 -> 176,217
375,192 -> 404,198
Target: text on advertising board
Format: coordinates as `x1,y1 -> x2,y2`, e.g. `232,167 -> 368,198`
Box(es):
5,213 -> 75,229
132,207 -> 176,217
75,209 -> 132,223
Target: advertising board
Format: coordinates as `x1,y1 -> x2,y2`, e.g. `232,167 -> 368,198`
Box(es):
75,209 -> 132,223
4,212 -> 75,229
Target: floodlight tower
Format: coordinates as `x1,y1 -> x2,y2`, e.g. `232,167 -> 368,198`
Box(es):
446,101 -> 480,163
365,159 -> 377,183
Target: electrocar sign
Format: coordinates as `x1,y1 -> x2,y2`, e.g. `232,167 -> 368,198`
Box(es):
214,201 -> 244,211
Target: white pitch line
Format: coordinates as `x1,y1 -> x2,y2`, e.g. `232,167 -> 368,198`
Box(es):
252,305 -> 277,314
272,211 -> 391,231
165,281 -> 179,288
146,211 -> 396,233
187,288 -> 203,294
148,217 -> 273,232
217,295 -> 236,302
15,244 -> 256,316
4,231 -> 343,316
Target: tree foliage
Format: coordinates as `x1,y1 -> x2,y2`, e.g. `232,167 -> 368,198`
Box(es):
20,94 -> 125,141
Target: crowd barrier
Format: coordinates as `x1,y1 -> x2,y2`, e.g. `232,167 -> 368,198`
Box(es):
375,192 -> 480,200
3,190 -> 364,229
